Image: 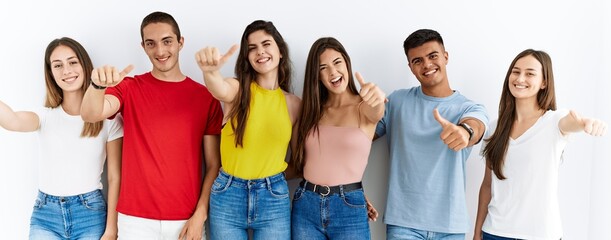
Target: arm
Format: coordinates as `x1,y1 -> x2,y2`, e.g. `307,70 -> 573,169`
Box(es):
460,117 -> 486,147
355,72 -> 386,124
559,110 -> 607,136
283,94 -> 302,180
81,65 -> 133,122
195,45 -> 240,103
101,138 -> 123,240
473,166 -> 492,240
0,100 -> 39,132
179,134 -> 221,240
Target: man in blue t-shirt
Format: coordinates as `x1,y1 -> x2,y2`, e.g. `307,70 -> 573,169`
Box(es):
375,29 -> 489,239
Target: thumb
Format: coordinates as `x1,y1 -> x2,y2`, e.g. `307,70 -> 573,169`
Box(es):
355,71 -> 366,87
221,44 -> 239,63
569,110 -> 582,123
119,64 -> 135,78
433,108 -> 450,127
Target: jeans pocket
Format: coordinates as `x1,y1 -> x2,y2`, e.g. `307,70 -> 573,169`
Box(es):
342,189 -> 366,208
268,179 -> 289,199
33,198 -> 44,209
211,174 -> 231,194
83,194 -> 107,211
292,186 -> 305,201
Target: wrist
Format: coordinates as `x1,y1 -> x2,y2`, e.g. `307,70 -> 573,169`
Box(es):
91,81 -> 107,90
458,122 -> 474,141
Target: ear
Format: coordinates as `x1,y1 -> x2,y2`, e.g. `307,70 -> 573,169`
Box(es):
179,37 -> 184,50
444,51 -> 449,63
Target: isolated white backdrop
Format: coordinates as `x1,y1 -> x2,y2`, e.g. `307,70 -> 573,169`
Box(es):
0,1 -> 609,239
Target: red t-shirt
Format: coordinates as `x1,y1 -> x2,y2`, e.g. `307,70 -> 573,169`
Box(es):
107,72 -> 222,220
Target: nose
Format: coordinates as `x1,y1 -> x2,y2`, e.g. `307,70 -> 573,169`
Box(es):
257,47 -> 265,56
63,64 -> 74,75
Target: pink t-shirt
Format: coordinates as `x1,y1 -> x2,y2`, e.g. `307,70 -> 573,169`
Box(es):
303,125 -> 371,186
106,72 -> 223,220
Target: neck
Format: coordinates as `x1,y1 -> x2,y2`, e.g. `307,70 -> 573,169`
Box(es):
515,98 -> 544,121
151,67 -> 186,82
256,71 -> 280,90
61,91 -> 83,116
422,84 -> 453,98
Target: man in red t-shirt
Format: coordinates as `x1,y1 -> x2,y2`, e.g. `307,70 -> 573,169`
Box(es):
81,11 -> 222,240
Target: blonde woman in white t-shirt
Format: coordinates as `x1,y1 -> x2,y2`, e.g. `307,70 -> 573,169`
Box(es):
0,37 -> 123,240
473,49 -> 607,240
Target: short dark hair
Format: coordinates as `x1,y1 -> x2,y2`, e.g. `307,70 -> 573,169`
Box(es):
403,29 -> 444,58
140,11 -> 181,41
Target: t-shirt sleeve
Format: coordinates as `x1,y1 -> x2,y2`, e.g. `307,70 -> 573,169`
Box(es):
204,98 -> 223,135
106,113 -> 124,142
32,107 -> 49,131
461,102 -> 490,139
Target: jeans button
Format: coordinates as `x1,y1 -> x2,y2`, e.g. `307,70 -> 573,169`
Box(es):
60,198 -> 65,203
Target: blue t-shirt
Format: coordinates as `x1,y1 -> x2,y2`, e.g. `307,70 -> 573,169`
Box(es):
376,86 -> 489,233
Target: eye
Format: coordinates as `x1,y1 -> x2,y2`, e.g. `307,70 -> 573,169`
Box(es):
319,66 -> 327,71
527,72 -> 535,76
69,60 -> 79,65
52,64 -> 62,69
412,59 -> 421,65
163,39 -> 172,45
430,54 -> 438,60
145,42 -> 154,48
511,70 -> 520,75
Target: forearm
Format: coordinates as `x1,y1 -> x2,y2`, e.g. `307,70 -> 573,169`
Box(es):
461,118 -> 485,146
81,86 -> 109,122
474,169 -> 492,238
203,71 -> 233,102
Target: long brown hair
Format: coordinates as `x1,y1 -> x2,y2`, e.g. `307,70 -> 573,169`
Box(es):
291,37 -> 358,175
483,49 -> 556,179
44,37 -> 103,137
228,20 -> 292,147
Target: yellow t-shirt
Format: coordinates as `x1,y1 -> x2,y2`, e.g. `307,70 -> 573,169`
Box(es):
220,82 -> 291,179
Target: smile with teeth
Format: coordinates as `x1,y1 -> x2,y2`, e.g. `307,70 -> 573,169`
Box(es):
257,57 -> 270,63
157,57 -> 169,62
424,69 -> 437,76
63,76 -> 78,83
330,76 -> 342,86
514,84 -> 529,89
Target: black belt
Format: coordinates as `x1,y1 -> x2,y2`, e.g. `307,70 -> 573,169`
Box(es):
300,180 -> 362,196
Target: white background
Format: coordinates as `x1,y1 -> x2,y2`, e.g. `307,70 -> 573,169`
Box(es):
0,1 -> 609,239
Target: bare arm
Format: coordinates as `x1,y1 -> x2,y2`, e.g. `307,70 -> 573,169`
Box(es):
195,45 -> 240,103
433,110 -> 486,151
473,167 -> 492,240
355,72 -> 386,124
179,134 -> 221,240
101,138 -> 122,240
559,110 -> 607,137
0,100 -> 39,132
283,94 -> 302,180
81,65 -> 133,122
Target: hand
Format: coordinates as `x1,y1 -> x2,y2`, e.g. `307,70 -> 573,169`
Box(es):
569,110 -> 607,136
433,108 -> 469,151
91,65 -> 134,88
365,195 -> 378,222
355,72 -> 387,108
195,45 -> 238,73
178,214 -> 206,240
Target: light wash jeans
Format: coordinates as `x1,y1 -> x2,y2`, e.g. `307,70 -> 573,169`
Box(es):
291,184 -> 370,240
29,189 -> 106,240
386,225 -> 465,240
209,170 -> 290,240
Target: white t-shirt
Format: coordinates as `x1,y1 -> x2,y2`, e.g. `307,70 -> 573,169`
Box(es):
482,109 -> 569,240
35,106 -> 123,196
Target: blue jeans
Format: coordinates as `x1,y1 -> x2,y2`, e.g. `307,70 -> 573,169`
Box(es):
209,170 -> 290,240
291,184 -> 370,240
481,231 -> 523,240
29,189 -> 107,240
386,225 -> 465,240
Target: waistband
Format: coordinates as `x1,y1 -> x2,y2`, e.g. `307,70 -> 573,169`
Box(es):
300,180 -> 362,196
37,189 -> 103,203
218,169 -> 286,189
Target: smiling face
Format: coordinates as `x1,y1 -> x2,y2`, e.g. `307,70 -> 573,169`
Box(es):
247,30 -> 282,75
508,55 -> 546,101
407,41 -> 449,91
318,49 -> 350,95
49,45 -> 84,93
141,22 -> 183,75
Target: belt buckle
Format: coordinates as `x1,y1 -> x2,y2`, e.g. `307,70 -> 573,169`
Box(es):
314,184 -> 330,196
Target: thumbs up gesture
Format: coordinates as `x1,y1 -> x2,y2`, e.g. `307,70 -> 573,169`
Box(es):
91,65 -> 134,88
355,72 -> 387,108
568,110 -> 607,136
195,44 -> 238,73
433,108 -> 470,151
